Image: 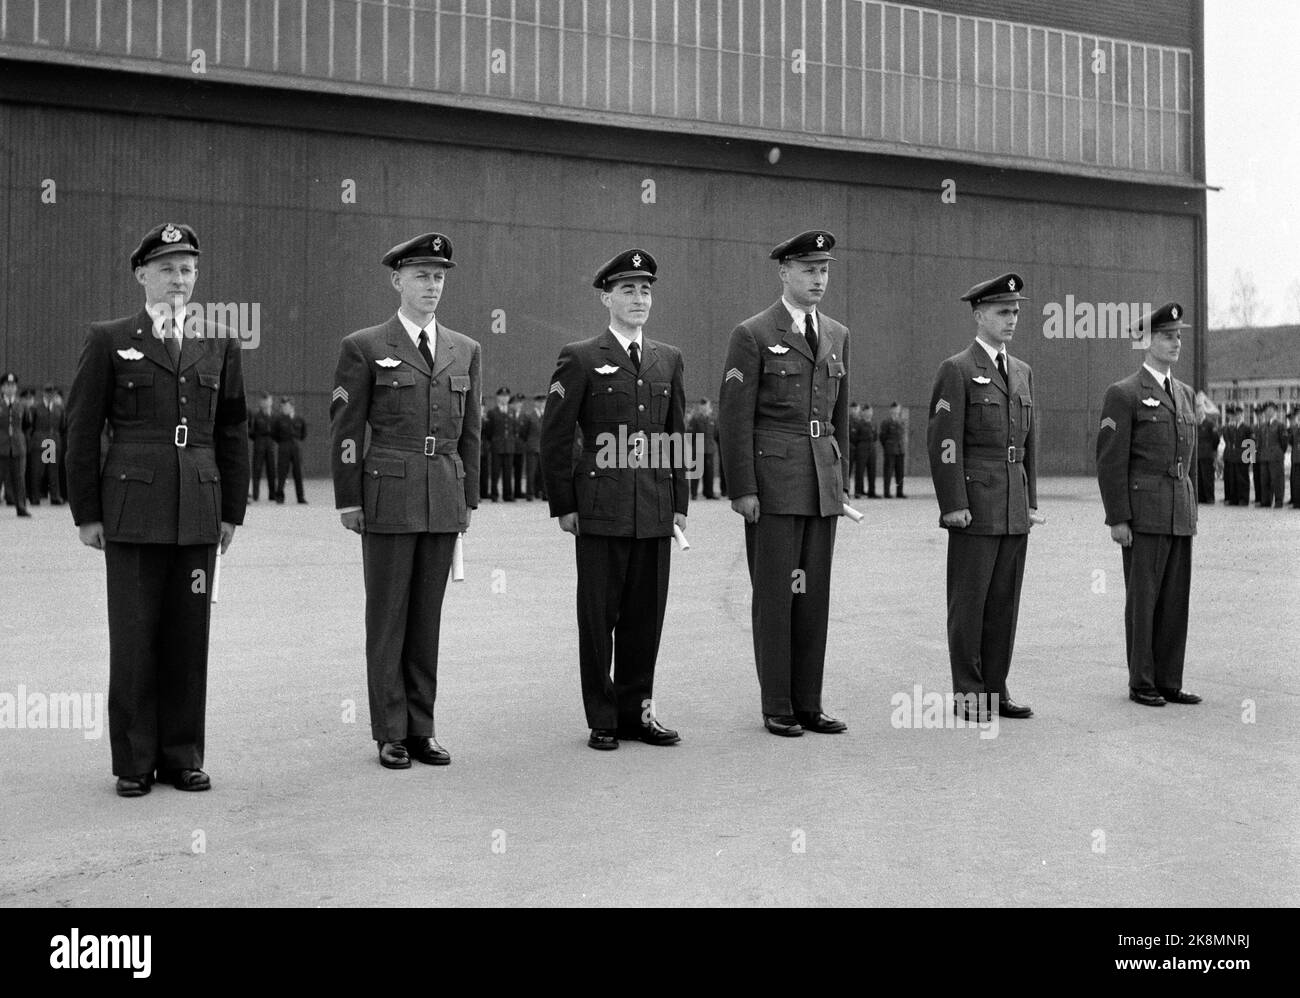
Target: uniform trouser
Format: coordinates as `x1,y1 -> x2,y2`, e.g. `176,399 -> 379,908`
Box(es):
691,453 -> 716,498
1196,458 -> 1216,503
1121,533 -> 1192,694
575,534 -> 670,729
104,542 -> 215,776
250,439 -> 276,499
480,447 -> 492,498
882,453 -> 904,494
1260,458 -> 1285,506
526,452 -> 545,498
744,513 -> 838,716
1252,461 -> 1262,503
0,452 -> 27,509
851,448 -> 876,496
28,440 -> 61,502
511,453 -> 524,498
945,531 -> 1028,698
276,442 -> 304,501
1226,463 -> 1250,504
362,531 -> 457,742
1292,460 -> 1300,507
491,452 -> 514,500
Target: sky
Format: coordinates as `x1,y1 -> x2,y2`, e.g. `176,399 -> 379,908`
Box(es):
1204,0 -> 1300,326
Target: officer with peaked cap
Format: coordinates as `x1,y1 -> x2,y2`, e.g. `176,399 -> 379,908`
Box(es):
718,230 -> 851,737
1096,302 -> 1201,707
540,249 -> 688,750
927,273 -> 1039,722
66,223 -> 250,796
330,232 -> 481,769
0,372 -> 32,516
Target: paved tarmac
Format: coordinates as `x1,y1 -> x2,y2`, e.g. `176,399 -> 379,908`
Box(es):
1,477 -> 1296,907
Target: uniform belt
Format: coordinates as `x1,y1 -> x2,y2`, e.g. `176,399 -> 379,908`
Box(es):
111,426 -> 213,448
966,445 -> 1025,463
756,419 -> 835,438
1134,459 -> 1188,480
370,432 -> 460,456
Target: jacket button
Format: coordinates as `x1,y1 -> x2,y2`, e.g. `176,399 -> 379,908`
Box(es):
637,379 -> 644,386
779,371 -> 786,377
179,376 -> 187,384
813,407 -> 820,414
119,473 -> 126,480
814,387 -> 820,393
607,387 -> 613,393
127,381 -> 134,388
180,396 -> 187,404
180,416 -> 188,424
638,404 -> 645,411
589,470 -> 596,477
432,404 -> 439,411
392,380 -> 399,387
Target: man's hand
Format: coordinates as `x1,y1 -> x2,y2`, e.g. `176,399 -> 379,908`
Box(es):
731,494 -> 760,523
1110,522 -> 1133,547
941,508 -> 972,528
219,522 -> 236,554
673,512 -> 687,532
341,509 -> 365,534
559,512 -> 580,536
78,522 -> 105,550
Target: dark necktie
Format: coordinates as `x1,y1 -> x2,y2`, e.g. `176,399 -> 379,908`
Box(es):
1163,376 -> 1173,403
418,329 -> 435,369
163,321 -> 181,369
629,341 -> 641,371
996,351 -> 1008,386
804,313 -> 818,357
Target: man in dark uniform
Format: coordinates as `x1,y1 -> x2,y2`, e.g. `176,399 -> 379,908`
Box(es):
247,392 -> 277,501
483,387 -> 516,502
66,222 -> 249,796
1,373 -> 33,516
27,383 -> 65,505
1096,302 -> 1201,708
528,394 -> 548,500
272,396 -> 307,504
516,393 -> 541,501
687,398 -> 719,499
541,248 -> 687,750
1250,405 -> 1264,505
718,229 -> 850,738
850,401 -> 879,498
927,273 -> 1038,722
330,232 -> 480,769
509,393 -> 528,498
1291,405 -> 1300,509
1195,406 -> 1220,504
1222,404 -> 1248,505
1257,402 -> 1287,508
879,401 -> 906,497
478,400 -> 492,500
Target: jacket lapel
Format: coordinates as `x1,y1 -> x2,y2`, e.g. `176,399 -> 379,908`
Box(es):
432,321 -> 457,378
178,323 -> 211,375
970,343 -> 1008,398
599,329 -> 638,375
133,308 -> 174,374
776,302 -> 814,363
1139,368 -> 1176,414
386,314 -> 430,375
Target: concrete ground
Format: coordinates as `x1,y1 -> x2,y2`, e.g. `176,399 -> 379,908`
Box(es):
1,477 -> 1296,907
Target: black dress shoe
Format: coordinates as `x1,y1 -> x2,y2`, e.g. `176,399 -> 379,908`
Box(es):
16,508 -> 31,517
588,729 -> 619,750
997,698 -> 1034,718
404,736 -> 451,765
115,774 -> 153,797
378,741 -> 412,768
1129,690 -> 1166,707
795,711 -> 847,733
763,714 -> 804,736
1158,688 -> 1202,705
158,768 -> 211,791
618,718 -> 681,745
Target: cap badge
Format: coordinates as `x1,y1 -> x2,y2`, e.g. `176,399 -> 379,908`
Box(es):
632,253 -> 642,268
161,224 -> 182,243
1007,278 -> 1016,291
1171,306 -> 1179,318
815,235 -> 825,248
432,236 -> 442,251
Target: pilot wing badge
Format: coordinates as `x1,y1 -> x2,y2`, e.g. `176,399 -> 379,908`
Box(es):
594,364 -> 620,375
376,357 -> 402,368
767,344 -> 790,354
116,348 -> 144,360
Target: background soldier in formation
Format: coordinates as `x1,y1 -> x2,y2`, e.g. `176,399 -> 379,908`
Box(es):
878,401 -> 907,498
1195,404 -> 1220,504
687,397 -> 718,499
719,230 -> 849,738
1096,303 -> 1201,709
330,232 -> 481,770
849,401 -> 879,498
926,273 -> 1038,721
1222,404 -> 1250,506
66,222 -> 250,796
27,383 -> 65,506
272,396 -> 307,504
1,372 -> 32,516
540,249 -> 687,751
1256,402 -> 1287,508
247,392 -> 276,501
484,386 -> 517,501
517,392 -> 544,501
1291,404 -> 1300,508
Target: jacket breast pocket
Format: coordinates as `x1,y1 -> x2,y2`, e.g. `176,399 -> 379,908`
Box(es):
762,361 -> 803,406
590,382 -> 632,423
363,457 -> 407,525
114,372 -> 155,421
449,374 -> 470,415
967,395 -> 1003,430
825,360 -> 846,403
1018,394 -> 1032,432
198,372 -> 221,420
649,381 -> 671,424
374,369 -> 418,413
576,465 -> 618,519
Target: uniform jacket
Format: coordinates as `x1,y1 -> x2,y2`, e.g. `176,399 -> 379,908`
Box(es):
65,308 -> 250,545
330,315 -> 480,534
1196,420 -> 1221,462
517,410 -> 542,455
718,301 -> 850,517
248,409 -> 274,442
271,414 -> 307,445
30,400 -> 65,443
483,406 -> 518,455
1258,419 -> 1288,462
686,411 -> 719,456
878,417 -> 906,455
1222,423 -> 1248,463
927,342 -> 1038,535
1,397 -> 32,457
850,414 -> 878,455
1096,367 -> 1197,536
541,329 -> 688,538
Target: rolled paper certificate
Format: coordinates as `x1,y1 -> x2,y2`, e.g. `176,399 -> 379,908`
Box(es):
211,548 -> 223,604
1029,511 -> 1047,525
842,503 -> 864,523
452,534 -> 465,581
672,524 -> 691,550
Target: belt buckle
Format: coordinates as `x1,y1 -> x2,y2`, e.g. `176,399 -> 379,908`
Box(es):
1175,458 -> 1184,479
174,424 -> 188,448
632,432 -> 646,460
424,435 -> 437,457
809,420 -> 822,438
1007,445 -> 1016,463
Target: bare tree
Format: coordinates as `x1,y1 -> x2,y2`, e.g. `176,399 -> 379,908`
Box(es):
1228,269 -> 1268,328
1207,291 -> 1228,329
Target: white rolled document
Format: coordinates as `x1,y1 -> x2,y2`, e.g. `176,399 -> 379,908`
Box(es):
452,534 -> 465,581
842,503 -> 864,523
211,548 -> 223,604
672,524 -> 691,550
1029,511 -> 1047,525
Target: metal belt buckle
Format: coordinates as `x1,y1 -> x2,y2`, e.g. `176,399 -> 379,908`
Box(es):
174,424 -> 188,448
632,432 -> 646,460
809,419 -> 822,438
1007,445 -> 1017,463
424,435 -> 437,457
1175,458 -> 1184,479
